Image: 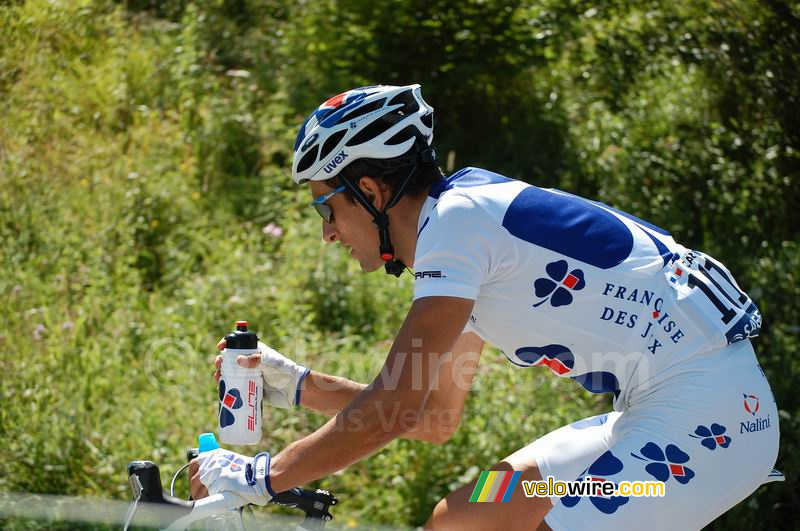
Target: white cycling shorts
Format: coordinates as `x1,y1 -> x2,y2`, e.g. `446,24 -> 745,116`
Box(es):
528,340 -> 780,531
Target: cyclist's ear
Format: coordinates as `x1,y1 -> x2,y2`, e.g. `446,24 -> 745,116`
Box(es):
357,176 -> 387,208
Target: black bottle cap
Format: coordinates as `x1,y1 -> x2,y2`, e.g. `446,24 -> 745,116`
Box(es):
225,320 -> 259,349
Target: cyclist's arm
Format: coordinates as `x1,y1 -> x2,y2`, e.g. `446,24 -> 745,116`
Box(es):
268,295 -> 473,492
300,331 -> 483,444
403,331 -> 483,443
299,372 -> 366,416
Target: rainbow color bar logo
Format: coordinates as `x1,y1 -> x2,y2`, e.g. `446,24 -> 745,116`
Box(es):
469,471 -> 522,502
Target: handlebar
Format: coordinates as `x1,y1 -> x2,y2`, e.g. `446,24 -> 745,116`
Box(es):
125,457 -> 337,530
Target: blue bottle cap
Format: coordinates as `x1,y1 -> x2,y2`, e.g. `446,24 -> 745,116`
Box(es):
198,432 -> 220,453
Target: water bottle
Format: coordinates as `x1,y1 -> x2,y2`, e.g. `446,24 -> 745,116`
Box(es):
218,321 -> 262,445
194,433 -> 249,530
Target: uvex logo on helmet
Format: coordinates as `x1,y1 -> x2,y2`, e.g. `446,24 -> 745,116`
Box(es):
323,150 -> 349,174
291,84 -> 434,185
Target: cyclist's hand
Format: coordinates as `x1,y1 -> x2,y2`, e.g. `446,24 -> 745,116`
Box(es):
214,338 -> 260,383
190,449 -> 275,506
215,339 -> 310,409
189,457 -> 209,499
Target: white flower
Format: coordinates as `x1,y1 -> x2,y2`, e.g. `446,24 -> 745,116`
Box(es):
32,324 -> 46,340
262,223 -> 283,238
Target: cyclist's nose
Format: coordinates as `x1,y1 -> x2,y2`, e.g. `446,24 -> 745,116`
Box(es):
322,220 -> 338,243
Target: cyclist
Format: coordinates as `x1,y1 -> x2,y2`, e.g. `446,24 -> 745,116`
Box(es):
190,84 -> 780,530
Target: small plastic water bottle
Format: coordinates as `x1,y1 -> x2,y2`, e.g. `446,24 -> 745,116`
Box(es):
218,321 -> 262,445
196,433 -> 248,530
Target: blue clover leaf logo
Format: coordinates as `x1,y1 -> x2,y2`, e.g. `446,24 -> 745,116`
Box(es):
514,344 -> 575,375
689,424 -> 731,450
216,453 -> 246,473
219,380 -> 244,428
631,442 -> 695,484
533,260 -> 586,308
561,450 -> 630,515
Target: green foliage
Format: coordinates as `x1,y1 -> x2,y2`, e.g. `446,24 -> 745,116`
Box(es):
1,0 -> 798,528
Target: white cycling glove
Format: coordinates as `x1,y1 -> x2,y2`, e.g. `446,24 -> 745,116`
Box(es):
197,448 -> 276,506
257,341 -> 310,408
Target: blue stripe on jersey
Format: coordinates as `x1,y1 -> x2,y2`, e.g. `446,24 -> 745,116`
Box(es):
501,186 -> 634,269
639,227 -> 674,267
570,413 -> 610,430
563,191 -> 674,266
571,371 -> 621,397
587,199 -> 671,236
417,216 -> 431,237
428,167 -> 512,199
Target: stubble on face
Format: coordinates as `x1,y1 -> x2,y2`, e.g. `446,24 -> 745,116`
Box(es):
310,182 -> 382,272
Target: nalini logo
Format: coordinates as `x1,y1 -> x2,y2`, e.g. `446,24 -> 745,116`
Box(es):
740,393 -> 771,434
740,415 -> 771,434
533,260 -> 585,308
323,150 -> 348,174
743,394 -> 759,416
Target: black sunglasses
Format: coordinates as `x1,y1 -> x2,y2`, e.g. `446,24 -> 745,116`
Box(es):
311,185 -> 347,223
311,185 -> 346,223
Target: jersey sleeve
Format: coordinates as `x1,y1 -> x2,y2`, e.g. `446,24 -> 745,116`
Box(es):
412,193 -> 501,301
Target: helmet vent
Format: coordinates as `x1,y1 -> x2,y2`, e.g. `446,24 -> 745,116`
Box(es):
386,125 -> 417,146
420,112 -> 433,128
296,144 -> 319,173
320,130 -> 347,159
388,90 -> 420,114
340,98 -> 385,123
346,115 -> 398,147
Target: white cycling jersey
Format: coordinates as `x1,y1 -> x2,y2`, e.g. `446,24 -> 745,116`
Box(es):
412,167 -> 762,409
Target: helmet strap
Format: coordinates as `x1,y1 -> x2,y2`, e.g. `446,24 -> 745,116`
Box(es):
340,150 -> 433,277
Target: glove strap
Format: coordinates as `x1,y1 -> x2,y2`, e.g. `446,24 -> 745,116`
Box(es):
247,452 -> 276,497
295,367 -> 311,406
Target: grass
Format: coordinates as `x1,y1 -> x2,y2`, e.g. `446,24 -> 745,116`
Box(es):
0,2 -> 603,527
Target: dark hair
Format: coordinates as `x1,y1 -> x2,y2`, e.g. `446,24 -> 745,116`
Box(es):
325,143 -> 445,201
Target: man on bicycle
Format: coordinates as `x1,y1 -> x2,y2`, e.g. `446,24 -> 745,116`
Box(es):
190,84 -> 780,530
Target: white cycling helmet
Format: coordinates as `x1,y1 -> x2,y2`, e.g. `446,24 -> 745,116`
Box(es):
291,84 -> 434,184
